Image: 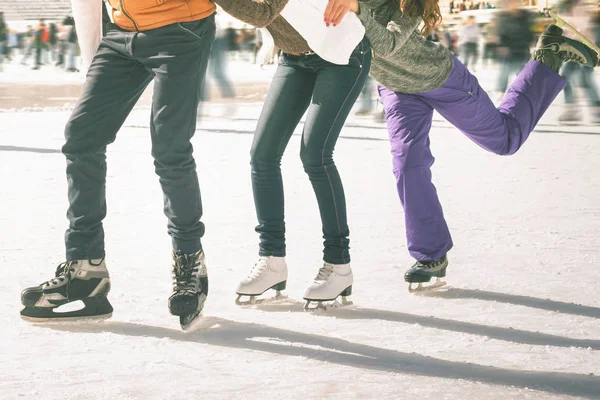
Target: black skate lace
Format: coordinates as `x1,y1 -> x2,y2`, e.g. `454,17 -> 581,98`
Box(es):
414,258 -> 444,269
564,51 -> 583,63
172,253 -> 200,294
42,261 -> 75,288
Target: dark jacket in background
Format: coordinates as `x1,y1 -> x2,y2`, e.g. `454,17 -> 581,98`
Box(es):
495,9 -> 535,61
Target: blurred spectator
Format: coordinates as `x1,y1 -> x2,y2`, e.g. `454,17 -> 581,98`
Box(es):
48,23 -> 58,63
481,18 -> 498,66
20,25 -> 35,65
66,22 -> 78,72
494,0 -> 535,96
458,15 -> 480,71
32,19 -> 50,70
7,29 -> 18,60
225,22 -> 239,59
557,0 -> 600,124
0,12 -> 7,71
200,19 -> 235,117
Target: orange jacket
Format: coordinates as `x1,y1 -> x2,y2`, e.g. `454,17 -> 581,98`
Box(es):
106,0 -> 216,32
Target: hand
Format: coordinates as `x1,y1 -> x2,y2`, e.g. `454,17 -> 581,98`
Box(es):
324,0 -> 358,26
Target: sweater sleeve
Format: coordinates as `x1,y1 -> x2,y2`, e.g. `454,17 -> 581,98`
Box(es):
356,5 -> 419,57
70,0 -> 103,73
213,0 -> 289,28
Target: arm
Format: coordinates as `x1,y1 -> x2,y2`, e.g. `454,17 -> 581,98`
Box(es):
213,0 -> 288,28
70,0 -> 103,72
325,0 -> 392,25
355,4 -> 420,57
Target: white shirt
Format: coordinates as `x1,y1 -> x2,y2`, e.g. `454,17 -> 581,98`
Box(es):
70,0 -> 103,73
280,0 -> 365,65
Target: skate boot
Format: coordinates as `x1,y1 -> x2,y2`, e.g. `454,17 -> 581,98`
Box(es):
404,255 -> 448,293
532,25 -> 599,73
20,259 -> 112,322
548,10 -> 600,65
303,263 -> 353,311
168,249 -> 208,330
235,256 -> 288,306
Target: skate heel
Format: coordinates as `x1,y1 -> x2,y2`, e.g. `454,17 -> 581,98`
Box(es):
434,266 -> 447,278
405,256 -> 448,293
169,296 -> 199,316
235,280 -> 288,306
82,295 -> 113,315
341,285 -> 352,296
20,295 -> 113,322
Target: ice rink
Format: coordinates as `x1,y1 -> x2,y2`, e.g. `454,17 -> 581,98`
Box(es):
1,61 -> 600,399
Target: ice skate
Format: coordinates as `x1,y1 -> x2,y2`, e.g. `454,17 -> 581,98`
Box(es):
548,10 -> 600,64
303,263 -> 353,311
532,24 -> 599,70
20,259 -> 112,322
404,255 -> 448,293
235,256 -> 288,306
168,249 -> 208,330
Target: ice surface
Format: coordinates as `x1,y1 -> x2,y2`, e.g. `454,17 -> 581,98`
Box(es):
1,64 -> 600,399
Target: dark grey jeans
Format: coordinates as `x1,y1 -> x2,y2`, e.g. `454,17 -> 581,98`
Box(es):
63,16 -> 215,260
251,38 -> 371,265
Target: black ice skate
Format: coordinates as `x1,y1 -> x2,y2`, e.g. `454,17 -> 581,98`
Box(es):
404,255 -> 448,293
20,259 -> 112,322
532,24 -> 599,70
549,10 -> 600,64
168,250 -> 208,330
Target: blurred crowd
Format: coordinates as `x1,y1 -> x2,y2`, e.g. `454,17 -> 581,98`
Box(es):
1,0 -> 598,124
355,0 -> 600,125
0,12 -> 79,72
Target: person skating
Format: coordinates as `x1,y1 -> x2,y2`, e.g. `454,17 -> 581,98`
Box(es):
20,0 -> 217,330
212,0 -> 371,309
323,0 -> 598,291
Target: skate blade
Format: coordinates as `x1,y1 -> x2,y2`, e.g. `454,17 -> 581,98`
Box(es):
20,297 -> 113,323
180,311 -> 203,332
20,312 -> 112,324
235,291 -> 287,307
179,294 -> 208,331
304,297 -> 353,312
408,278 -> 447,294
549,10 -> 600,60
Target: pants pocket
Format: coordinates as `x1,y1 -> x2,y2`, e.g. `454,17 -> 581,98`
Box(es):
176,15 -> 215,42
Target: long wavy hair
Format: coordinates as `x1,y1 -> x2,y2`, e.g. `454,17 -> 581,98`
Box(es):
400,0 -> 442,36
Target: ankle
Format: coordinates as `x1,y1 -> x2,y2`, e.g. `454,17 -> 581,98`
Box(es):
533,50 -> 562,73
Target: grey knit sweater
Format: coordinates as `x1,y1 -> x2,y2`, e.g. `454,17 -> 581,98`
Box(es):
357,0 -> 454,93
213,0 -> 312,54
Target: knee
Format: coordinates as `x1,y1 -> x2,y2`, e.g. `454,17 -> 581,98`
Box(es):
300,145 -> 331,172
63,118 -> 106,156
152,142 -> 194,171
250,142 -> 280,171
390,140 -> 434,174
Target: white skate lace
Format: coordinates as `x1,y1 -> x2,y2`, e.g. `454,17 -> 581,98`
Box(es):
248,257 -> 270,280
42,261 -> 76,288
314,264 -> 334,283
563,49 -> 585,63
172,253 -> 200,295
541,42 -> 586,64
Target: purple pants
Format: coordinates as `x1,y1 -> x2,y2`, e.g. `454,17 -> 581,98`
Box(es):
378,57 -> 566,261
